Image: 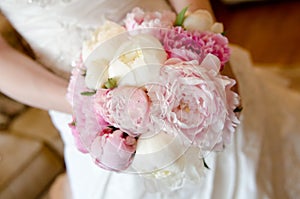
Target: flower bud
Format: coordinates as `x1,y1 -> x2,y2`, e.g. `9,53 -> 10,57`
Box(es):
211,22 -> 224,34
183,9 -> 214,32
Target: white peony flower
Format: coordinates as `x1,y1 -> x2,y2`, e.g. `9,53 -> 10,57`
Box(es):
85,59 -> 109,90
131,131 -> 205,191
109,34 -> 167,86
131,131 -> 185,171
143,147 -> 206,192
84,33 -> 167,89
82,21 -> 126,60
83,21 -> 126,89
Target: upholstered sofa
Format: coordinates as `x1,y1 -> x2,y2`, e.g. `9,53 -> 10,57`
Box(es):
0,107 -> 65,199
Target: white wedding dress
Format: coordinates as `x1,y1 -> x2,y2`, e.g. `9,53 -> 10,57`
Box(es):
1,1 -> 299,199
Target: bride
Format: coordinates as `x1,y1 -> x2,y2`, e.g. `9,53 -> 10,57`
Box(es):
0,0 -> 299,198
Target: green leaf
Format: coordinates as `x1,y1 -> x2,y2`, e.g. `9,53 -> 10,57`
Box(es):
80,91 -> 96,96
203,158 -> 210,170
70,120 -> 76,126
174,6 -> 189,27
104,78 -> 117,89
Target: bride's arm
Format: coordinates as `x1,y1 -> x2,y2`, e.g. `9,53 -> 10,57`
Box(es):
0,36 -> 72,113
168,0 -> 214,16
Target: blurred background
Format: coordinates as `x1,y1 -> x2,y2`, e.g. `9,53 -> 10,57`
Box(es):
0,0 -> 299,198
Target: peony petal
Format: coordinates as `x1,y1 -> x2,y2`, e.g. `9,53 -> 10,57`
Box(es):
109,34 -> 166,86
82,21 -> 126,60
118,64 -> 161,86
108,59 -> 132,80
132,131 -> 190,172
85,59 -> 109,89
199,54 -> 221,72
91,130 -> 136,171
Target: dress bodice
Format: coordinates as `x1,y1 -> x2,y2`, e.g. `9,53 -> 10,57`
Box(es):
0,0 -> 172,78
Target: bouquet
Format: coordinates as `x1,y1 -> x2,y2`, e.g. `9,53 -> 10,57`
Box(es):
67,7 -> 240,191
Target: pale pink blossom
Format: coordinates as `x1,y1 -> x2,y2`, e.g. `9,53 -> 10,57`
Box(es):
124,7 -> 176,31
68,119 -> 88,153
67,55 -> 102,151
93,87 -> 151,136
67,55 -> 85,107
159,27 -> 230,69
68,57 -> 137,171
91,129 -> 137,171
147,55 -> 239,154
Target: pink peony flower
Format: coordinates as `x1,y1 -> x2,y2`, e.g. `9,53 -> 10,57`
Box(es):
93,87 -> 151,136
124,7 -> 176,31
159,27 -> 230,69
196,31 -> 231,68
68,62 -> 103,149
67,55 -> 85,106
68,119 -> 88,153
147,55 -> 239,154
67,55 -> 103,152
68,56 -> 138,171
91,129 -> 137,171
